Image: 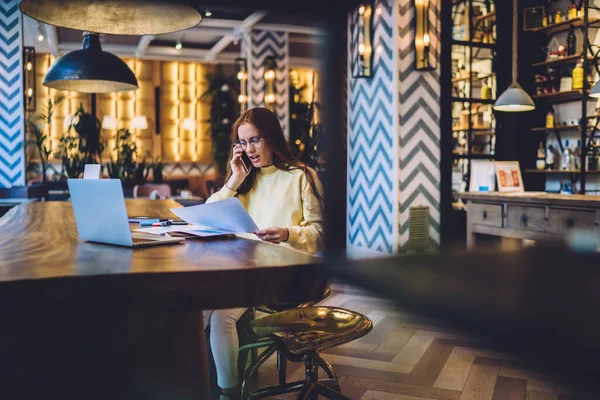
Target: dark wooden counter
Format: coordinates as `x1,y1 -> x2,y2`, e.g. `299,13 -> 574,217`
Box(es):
459,192 -> 600,248
0,200 -> 324,399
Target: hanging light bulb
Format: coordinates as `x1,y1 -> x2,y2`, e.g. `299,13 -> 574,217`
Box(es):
175,40 -> 182,50
37,23 -> 44,42
205,10 -> 212,17
494,0 -> 535,112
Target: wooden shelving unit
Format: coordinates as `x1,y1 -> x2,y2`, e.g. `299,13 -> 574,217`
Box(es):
532,90 -> 587,103
531,125 -> 584,132
475,11 -> 496,22
525,169 -> 600,174
524,17 -> 600,34
532,55 -> 593,68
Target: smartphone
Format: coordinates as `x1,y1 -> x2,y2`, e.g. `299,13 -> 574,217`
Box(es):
241,151 -> 252,173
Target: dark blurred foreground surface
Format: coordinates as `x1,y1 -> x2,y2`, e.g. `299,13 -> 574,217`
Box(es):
326,242 -> 600,396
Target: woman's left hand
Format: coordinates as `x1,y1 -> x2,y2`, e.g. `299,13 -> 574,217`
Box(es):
254,227 -> 289,244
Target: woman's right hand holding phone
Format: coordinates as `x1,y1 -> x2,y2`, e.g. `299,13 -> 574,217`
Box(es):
226,143 -> 251,192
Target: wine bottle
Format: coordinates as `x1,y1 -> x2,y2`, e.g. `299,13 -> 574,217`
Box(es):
536,141 -> 546,170
546,139 -> 555,170
567,25 -> 576,56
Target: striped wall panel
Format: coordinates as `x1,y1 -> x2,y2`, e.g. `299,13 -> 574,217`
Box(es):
347,0 -> 396,254
245,30 -> 289,136
0,0 -> 24,188
397,0 -> 441,252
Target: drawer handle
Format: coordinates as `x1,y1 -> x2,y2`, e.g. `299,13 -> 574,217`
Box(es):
482,211 -> 488,219
566,218 -> 575,229
521,214 -> 529,225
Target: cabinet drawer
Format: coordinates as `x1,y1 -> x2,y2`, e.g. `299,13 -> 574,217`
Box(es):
506,205 -> 547,232
547,209 -> 599,234
468,203 -> 503,227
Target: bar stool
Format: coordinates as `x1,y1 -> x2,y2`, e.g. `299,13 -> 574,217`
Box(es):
240,306 -> 372,399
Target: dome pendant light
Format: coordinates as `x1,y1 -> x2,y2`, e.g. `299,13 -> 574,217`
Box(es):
43,32 -> 139,94
19,0 -> 202,36
494,0 -> 535,112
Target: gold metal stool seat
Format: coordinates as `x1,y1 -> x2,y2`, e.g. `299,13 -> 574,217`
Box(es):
241,306 -> 372,399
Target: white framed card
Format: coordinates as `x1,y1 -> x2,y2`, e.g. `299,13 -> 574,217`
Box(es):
469,160 -> 496,192
494,161 -> 524,193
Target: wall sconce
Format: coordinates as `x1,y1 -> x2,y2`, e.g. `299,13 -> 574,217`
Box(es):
351,2 -> 373,78
23,47 -> 36,112
101,115 -> 118,130
131,115 -> 148,130
264,55 -> 276,112
414,0 -> 436,70
235,57 -> 248,113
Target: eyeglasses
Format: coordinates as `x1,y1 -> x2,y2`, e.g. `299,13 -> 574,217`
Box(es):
237,136 -> 264,150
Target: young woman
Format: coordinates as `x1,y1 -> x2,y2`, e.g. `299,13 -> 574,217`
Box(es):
203,107 -> 324,398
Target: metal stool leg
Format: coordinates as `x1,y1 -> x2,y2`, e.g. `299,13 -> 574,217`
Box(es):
277,350 -> 287,384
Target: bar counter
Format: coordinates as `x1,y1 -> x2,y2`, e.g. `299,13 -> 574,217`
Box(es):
459,192 -> 600,248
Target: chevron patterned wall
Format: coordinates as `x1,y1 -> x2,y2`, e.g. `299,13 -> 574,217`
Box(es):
347,0 -> 441,254
397,0 -> 441,252
244,30 -> 289,136
0,0 -> 24,188
347,0 -> 396,254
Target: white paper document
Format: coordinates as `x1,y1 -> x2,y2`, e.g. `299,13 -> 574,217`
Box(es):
170,198 -> 259,233
134,224 -> 233,237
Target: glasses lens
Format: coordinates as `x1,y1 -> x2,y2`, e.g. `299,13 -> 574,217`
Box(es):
250,137 -> 263,149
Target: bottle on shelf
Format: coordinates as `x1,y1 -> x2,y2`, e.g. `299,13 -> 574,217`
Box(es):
588,139 -> 599,171
546,139 -> 556,170
567,25 -> 577,56
578,2 -> 584,19
542,14 -> 548,27
481,79 -> 491,100
537,141 -> 546,170
489,0 -> 495,13
562,140 -> 573,170
573,139 -> 581,169
569,4 -> 577,19
555,9 -> 562,24
572,58 -> 584,90
482,0 -> 490,16
546,109 -> 555,128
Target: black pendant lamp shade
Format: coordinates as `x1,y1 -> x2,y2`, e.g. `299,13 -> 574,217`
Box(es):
43,33 -> 138,93
19,0 -> 202,36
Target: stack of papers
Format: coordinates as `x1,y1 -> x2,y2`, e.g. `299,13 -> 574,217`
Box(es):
134,198 -> 258,238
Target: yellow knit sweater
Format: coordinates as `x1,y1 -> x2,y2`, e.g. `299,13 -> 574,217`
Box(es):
206,165 -> 324,255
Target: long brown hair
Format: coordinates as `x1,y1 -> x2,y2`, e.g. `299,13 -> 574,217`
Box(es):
227,107 -> 323,201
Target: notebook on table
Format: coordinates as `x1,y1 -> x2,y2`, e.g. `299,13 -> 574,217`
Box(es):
67,179 -> 184,248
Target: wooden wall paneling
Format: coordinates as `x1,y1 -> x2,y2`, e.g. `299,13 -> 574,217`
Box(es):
161,61 -> 178,162
152,60 -> 162,159
197,63 -> 212,164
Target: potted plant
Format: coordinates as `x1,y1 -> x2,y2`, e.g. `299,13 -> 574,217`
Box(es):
25,98 -> 63,183
201,65 -> 240,177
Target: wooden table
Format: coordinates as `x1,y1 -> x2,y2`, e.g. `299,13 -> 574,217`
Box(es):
460,192 -> 600,248
0,200 -> 324,399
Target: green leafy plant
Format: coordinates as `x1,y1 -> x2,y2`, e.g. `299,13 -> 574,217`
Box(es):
106,128 -> 138,181
25,98 -> 63,182
55,103 -> 105,179
288,73 -> 324,172
150,157 -> 165,182
201,64 -> 240,176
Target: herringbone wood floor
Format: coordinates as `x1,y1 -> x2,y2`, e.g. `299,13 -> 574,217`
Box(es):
251,290 -> 596,400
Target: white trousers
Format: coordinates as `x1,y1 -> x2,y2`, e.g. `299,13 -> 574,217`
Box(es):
203,307 -> 248,389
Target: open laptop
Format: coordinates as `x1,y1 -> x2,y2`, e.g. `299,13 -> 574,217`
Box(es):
68,179 -> 184,247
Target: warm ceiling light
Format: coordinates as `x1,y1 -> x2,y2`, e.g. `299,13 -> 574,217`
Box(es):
26,62 -> 33,71
36,23 -> 44,41
205,10 -> 212,17
43,32 -> 138,93
175,41 -> 182,50
19,0 -> 203,35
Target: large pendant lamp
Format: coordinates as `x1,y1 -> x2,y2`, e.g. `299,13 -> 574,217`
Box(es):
43,32 -> 138,93
19,0 -> 202,35
493,0 -> 535,112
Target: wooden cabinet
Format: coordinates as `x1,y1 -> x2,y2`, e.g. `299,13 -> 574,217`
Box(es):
460,192 -> 600,248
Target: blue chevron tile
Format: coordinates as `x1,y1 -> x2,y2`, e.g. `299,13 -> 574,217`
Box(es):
349,164 -> 394,189
399,163 -> 440,190
399,184 -> 440,213
0,72 -> 19,86
0,0 -> 24,188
